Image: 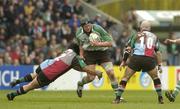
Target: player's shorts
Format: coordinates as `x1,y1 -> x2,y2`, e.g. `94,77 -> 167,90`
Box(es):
36,64 -> 71,87
84,50 -> 111,65
128,55 -> 156,72
35,66 -> 51,87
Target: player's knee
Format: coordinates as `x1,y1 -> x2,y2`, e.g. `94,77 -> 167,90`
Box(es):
102,62 -> 113,72
123,74 -> 131,81
106,70 -> 115,80
150,73 -> 158,79
88,75 -> 96,80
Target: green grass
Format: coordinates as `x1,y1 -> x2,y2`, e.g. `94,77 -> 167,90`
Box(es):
1,90 -> 180,109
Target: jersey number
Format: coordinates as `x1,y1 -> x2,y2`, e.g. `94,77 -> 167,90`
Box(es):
139,37 -> 153,49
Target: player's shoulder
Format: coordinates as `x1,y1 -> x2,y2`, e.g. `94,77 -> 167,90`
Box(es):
143,31 -> 157,38
92,24 -> 103,30
76,27 -> 83,38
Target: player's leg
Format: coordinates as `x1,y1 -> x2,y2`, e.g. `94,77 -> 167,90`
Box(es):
113,66 -> 136,103
10,73 -> 37,88
7,77 -> 41,101
165,80 -> 180,102
10,66 -> 42,87
147,68 -> 164,104
82,66 -> 102,79
77,64 -> 96,98
101,62 -> 121,100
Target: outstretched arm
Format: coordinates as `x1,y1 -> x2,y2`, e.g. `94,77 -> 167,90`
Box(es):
164,38 -> 180,44
72,56 -> 102,78
119,46 -> 131,70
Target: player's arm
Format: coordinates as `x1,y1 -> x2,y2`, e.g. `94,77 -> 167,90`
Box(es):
155,38 -> 163,73
75,28 -> 84,59
120,32 -> 136,63
119,32 -> 136,70
155,38 -> 162,65
164,38 -> 180,44
74,56 -> 102,78
91,25 -> 113,47
119,46 -> 131,69
91,41 -> 113,47
79,45 -> 84,59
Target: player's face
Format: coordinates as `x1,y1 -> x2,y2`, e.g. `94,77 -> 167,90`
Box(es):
83,23 -> 92,33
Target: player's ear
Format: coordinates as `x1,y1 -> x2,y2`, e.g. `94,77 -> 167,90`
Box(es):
137,20 -> 143,31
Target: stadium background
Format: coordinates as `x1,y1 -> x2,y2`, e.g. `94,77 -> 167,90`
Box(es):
1,0 -> 180,109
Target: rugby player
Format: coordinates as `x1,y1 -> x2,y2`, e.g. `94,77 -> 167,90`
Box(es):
164,38 -> 180,102
75,18 -> 123,101
6,43 -> 102,101
113,20 -> 164,104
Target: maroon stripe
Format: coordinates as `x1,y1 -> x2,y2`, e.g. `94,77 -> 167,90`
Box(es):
43,60 -> 70,80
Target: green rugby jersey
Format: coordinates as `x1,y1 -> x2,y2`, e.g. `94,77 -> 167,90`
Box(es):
76,24 -> 113,51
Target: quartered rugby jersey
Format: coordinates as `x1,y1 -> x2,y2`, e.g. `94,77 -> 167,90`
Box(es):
39,49 -> 76,80
128,31 -> 160,57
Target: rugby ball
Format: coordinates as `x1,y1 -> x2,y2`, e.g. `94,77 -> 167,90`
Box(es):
89,33 -> 101,42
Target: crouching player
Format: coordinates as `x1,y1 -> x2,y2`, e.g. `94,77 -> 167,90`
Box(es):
6,43 -> 102,101
113,20 -> 164,104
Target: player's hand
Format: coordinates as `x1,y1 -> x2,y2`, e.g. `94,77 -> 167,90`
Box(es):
90,41 -> 100,46
164,39 -> 176,44
158,65 -> 162,73
119,61 -> 126,71
79,55 -> 85,60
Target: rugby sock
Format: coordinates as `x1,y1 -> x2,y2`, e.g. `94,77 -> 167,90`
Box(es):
153,78 -> 162,96
78,76 -> 93,86
117,79 -> 127,97
16,74 -> 33,84
11,87 -> 27,97
173,80 -> 180,98
111,81 -> 119,97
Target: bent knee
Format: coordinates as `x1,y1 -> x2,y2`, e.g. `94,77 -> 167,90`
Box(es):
87,75 -> 96,80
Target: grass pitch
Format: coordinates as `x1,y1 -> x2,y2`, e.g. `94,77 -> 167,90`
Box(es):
1,90 -> 180,109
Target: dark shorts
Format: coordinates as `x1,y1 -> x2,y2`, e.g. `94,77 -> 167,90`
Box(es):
84,50 -> 111,65
35,66 -> 51,87
128,55 -> 156,72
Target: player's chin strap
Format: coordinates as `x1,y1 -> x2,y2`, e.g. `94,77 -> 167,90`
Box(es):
122,47 -> 131,62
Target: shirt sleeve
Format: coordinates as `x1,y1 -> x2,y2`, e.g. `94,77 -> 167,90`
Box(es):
94,24 -> 113,42
126,31 -> 136,48
155,38 -> 160,52
75,28 -> 83,46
